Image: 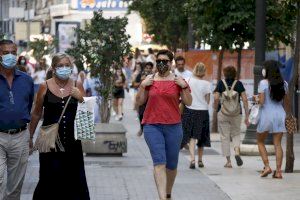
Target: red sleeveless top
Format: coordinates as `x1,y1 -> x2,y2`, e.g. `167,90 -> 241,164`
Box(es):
142,81 -> 185,125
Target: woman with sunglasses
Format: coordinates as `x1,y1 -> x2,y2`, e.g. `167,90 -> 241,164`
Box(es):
136,50 -> 192,200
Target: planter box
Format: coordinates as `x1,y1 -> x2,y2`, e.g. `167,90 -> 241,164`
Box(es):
82,123 -> 127,156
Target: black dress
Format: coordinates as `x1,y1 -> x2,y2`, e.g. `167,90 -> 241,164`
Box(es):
33,88 -> 90,200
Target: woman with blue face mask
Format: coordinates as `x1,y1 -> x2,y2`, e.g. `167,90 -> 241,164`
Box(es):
29,53 -> 90,199
16,56 -> 28,72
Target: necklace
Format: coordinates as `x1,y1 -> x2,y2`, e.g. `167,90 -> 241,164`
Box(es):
54,78 -> 68,94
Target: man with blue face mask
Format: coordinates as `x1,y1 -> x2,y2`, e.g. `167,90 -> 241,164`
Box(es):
0,40 -> 34,200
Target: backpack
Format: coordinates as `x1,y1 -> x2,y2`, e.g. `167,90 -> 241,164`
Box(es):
221,80 -> 240,116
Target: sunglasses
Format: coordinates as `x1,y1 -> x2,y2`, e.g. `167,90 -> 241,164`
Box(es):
156,59 -> 170,65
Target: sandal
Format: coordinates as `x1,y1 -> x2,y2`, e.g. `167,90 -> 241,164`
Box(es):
235,155 -> 243,166
166,194 -> 172,199
224,162 -> 232,168
198,160 -> 204,168
189,160 -> 195,169
260,167 -> 272,177
272,170 -> 283,179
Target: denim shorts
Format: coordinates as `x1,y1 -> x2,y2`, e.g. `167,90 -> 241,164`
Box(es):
143,123 -> 183,170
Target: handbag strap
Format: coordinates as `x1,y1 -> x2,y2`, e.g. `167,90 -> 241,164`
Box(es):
58,95 -> 72,124
57,80 -> 76,124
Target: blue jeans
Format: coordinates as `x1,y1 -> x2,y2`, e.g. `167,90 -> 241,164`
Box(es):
143,123 -> 183,170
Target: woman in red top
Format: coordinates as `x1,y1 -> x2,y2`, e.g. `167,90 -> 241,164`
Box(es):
136,50 -> 192,200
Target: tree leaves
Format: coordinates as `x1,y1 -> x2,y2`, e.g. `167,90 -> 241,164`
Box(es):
129,0 -> 189,51
66,11 -> 131,101
29,37 -> 57,61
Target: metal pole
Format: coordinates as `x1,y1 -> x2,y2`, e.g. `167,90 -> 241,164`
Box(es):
242,0 -> 273,148
26,0 -> 30,50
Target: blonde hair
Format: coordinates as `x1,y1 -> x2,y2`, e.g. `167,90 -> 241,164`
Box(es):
193,62 -> 206,78
51,53 -> 72,68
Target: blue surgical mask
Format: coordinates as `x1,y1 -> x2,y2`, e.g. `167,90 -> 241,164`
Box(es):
55,66 -> 72,80
1,54 -> 17,69
20,59 -> 26,65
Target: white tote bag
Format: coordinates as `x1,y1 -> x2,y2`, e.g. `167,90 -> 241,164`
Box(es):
74,96 -> 97,141
249,104 -> 260,125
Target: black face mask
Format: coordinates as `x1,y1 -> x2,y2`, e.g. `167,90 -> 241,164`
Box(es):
156,62 -> 169,75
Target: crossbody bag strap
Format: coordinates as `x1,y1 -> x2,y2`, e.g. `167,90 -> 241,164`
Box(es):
58,95 -> 72,124
58,80 -> 76,124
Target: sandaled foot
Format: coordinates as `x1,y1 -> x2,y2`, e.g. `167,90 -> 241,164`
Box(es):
272,170 -> 283,179
189,160 -> 195,169
224,162 -> 232,168
198,160 -> 204,168
166,194 -> 172,199
261,167 -> 272,177
235,155 -> 243,166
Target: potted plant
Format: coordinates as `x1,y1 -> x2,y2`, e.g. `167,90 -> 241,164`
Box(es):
67,11 -> 131,155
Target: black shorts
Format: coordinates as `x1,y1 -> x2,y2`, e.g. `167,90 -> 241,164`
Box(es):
113,87 -> 125,99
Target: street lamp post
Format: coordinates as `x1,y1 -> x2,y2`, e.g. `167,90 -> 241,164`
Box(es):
241,0 -> 274,155
26,0 -> 30,50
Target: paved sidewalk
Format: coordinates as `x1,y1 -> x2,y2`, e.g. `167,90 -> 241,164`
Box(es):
21,95 -> 230,200
20,93 -> 300,200
191,133 -> 300,200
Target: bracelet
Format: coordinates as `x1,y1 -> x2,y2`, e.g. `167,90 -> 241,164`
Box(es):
181,85 -> 189,90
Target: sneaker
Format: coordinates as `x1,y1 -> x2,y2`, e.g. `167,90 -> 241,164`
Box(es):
118,115 -> 123,121
112,111 -> 117,117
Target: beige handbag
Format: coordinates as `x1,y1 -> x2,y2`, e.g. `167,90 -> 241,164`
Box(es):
33,96 -> 72,153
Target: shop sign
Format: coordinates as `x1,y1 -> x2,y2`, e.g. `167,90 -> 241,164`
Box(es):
78,0 -> 132,11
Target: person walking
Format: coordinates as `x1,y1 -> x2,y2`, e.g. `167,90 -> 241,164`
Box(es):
113,68 -> 126,121
174,56 -> 192,80
0,40 -> 34,200
32,59 -> 46,94
214,66 -> 249,168
29,53 -> 90,199
16,56 -> 28,72
136,50 -> 192,200
256,60 -> 289,179
181,62 -> 211,169
135,62 -> 154,136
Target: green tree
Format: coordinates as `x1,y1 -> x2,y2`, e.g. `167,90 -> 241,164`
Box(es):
285,0 -> 300,173
29,37 -> 57,61
186,0 -> 297,132
67,11 -> 131,123
0,33 -> 4,40
128,0 -> 189,51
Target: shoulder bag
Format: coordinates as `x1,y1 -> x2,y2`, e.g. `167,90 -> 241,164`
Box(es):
33,96 -> 72,153
285,115 -> 297,134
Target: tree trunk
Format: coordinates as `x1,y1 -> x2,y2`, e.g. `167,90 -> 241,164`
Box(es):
237,48 -> 242,80
212,48 -> 225,133
100,98 -> 111,123
285,2 -> 300,173
296,2 -> 300,132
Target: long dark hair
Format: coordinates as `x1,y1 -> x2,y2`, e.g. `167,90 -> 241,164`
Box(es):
263,60 -> 285,102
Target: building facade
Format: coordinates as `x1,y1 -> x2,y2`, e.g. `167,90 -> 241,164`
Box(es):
1,0 -> 143,50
